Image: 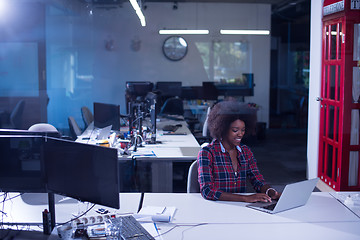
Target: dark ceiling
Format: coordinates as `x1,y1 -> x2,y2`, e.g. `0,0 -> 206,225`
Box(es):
87,0 -> 311,49
143,0 -> 311,48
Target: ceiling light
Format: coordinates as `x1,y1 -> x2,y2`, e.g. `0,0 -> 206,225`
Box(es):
220,30 -> 270,35
129,0 -> 146,27
159,29 -> 209,35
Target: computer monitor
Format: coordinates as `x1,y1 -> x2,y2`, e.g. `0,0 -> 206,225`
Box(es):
0,129 -> 61,138
126,81 -> 154,101
44,137 -> 120,209
155,81 -> 182,98
181,86 -> 202,100
202,82 -> 219,100
93,102 -> 121,130
0,135 -> 46,192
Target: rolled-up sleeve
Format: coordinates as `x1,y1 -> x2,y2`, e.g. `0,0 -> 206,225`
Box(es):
197,148 -> 223,201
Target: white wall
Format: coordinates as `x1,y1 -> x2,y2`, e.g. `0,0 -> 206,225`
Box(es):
307,0 -> 323,179
46,2 -> 271,130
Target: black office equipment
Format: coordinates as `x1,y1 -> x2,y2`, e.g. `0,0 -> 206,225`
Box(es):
126,81 -> 154,101
44,137 -> 120,209
93,102 -> 121,130
181,86 -> 203,100
0,135 -> 46,192
0,129 -> 61,138
155,81 -> 182,98
145,92 -> 157,144
162,125 -> 180,132
202,82 -> 219,100
159,97 -> 184,116
0,135 -> 120,233
118,215 -> 155,240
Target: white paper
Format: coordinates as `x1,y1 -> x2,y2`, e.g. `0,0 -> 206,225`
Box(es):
134,206 -> 177,222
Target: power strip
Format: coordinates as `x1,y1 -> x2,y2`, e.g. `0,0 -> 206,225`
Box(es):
72,213 -> 118,226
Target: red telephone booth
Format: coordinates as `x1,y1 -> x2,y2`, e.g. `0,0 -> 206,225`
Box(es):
319,0 -> 360,191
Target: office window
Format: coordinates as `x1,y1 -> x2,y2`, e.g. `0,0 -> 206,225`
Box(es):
195,41 -> 251,82
0,42 -> 39,97
294,51 -> 310,88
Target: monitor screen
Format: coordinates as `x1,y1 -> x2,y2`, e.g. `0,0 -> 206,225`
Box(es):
93,102 -> 120,130
155,81 -> 182,97
126,81 -> 154,100
44,137 -> 120,209
181,86 -> 202,100
0,135 -> 46,192
202,82 -> 219,100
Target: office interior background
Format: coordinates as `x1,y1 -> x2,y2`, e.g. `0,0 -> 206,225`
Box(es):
0,0 -> 312,191
0,0 -> 310,130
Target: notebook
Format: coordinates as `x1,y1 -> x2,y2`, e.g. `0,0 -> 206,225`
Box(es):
246,178 -> 319,214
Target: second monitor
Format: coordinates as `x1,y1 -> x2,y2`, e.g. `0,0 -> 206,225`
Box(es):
93,102 -> 121,131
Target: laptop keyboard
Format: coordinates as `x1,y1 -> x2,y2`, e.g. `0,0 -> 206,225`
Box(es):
262,203 -> 277,211
162,125 -> 179,132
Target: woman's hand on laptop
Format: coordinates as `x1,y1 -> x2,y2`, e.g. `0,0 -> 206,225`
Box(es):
245,193 -> 272,203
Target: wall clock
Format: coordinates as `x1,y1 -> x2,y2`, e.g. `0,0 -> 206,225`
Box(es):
162,36 -> 188,61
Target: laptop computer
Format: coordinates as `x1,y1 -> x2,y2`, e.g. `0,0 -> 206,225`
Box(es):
96,125 -> 112,140
246,178 -> 319,214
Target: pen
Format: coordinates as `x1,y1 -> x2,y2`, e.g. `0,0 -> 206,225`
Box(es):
154,222 -> 160,236
160,207 -> 166,214
137,192 -> 145,213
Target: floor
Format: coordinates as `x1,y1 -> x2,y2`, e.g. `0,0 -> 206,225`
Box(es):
173,127 -> 309,193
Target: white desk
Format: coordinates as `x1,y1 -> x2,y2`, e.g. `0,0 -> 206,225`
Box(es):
2,192 -> 360,240
119,119 -> 200,193
75,119 -> 200,193
1,193 -> 141,226
143,192 -> 360,240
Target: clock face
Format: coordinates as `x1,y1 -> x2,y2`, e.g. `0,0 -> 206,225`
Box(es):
162,36 -> 188,61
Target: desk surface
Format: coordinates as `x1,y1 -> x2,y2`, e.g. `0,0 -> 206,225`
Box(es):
77,119 -> 200,161
145,192 -> 360,240
123,119 -> 200,160
2,192 -> 360,240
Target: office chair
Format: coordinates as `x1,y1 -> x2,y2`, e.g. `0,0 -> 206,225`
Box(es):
68,116 -> 82,140
10,99 -> 26,129
81,106 -> 94,128
159,96 -> 184,116
194,106 -> 212,145
28,123 -> 61,138
187,160 -> 200,193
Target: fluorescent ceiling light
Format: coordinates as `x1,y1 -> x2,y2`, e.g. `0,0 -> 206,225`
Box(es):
159,29 -> 209,35
129,0 -> 146,27
220,30 -> 270,35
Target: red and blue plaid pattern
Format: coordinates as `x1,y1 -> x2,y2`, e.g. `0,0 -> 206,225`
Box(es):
198,139 -> 266,200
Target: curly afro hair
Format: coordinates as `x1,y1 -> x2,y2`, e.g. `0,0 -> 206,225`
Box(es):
207,100 -> 255,140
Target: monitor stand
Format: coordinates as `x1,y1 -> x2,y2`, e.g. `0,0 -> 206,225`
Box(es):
43,193 -> 55,235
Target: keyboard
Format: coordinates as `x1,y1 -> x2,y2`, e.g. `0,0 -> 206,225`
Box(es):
120,215 -> 155,240
162,125 -> 180,132
262,202 -> 277,211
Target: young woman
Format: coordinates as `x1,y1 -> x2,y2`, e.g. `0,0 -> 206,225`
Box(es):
197,100 -> 281,202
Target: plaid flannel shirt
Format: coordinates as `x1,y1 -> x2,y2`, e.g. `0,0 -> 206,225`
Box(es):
198,139 -> 266,200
